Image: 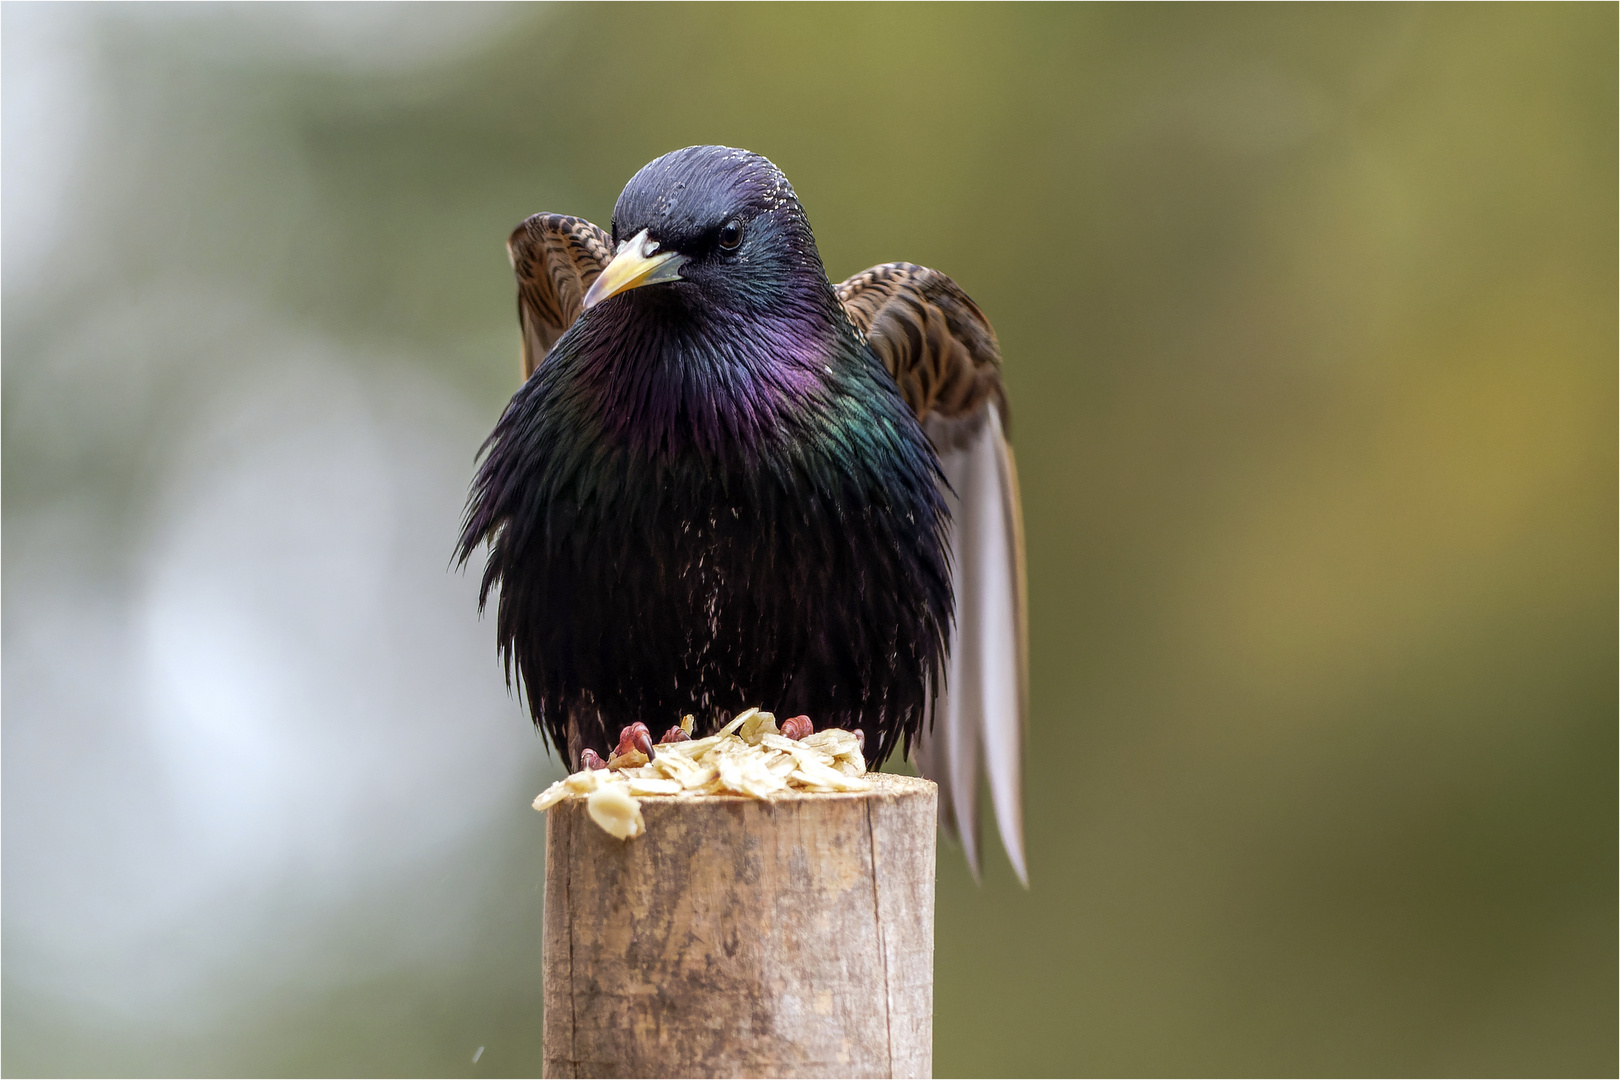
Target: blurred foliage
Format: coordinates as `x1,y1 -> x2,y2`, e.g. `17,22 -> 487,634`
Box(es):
3,3 -> 1614,1076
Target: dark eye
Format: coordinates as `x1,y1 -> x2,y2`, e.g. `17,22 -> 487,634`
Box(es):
717,219 -> 743,251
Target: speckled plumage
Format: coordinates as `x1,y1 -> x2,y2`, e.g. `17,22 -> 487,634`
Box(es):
459,147 -> 953,769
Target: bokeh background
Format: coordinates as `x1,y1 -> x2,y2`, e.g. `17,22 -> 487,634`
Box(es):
4,3 -> 1614,1076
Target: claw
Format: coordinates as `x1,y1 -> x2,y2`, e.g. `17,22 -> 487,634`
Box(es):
581,748 -> 607,771
781,715 -> 814,741
660,726 -> 690,744
613,722 -> 656,761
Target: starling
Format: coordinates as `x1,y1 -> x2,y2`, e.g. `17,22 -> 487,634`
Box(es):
459,146 -> 1027,879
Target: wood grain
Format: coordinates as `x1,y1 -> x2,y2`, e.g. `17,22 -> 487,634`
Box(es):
543,774 -> 937,1078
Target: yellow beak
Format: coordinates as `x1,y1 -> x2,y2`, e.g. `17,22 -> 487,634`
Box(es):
582,228 -> 686,310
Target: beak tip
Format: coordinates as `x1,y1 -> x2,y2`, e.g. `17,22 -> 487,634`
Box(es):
580,272 -> 613,311
580,230 -> 683,311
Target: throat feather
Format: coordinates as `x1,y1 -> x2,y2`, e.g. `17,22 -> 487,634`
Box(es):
578,306 -> 844,461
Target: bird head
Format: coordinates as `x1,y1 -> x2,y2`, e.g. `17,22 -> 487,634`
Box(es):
582,146 -> 827,318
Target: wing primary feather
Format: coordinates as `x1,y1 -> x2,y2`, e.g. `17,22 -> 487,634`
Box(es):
847,260 -> 1028,883
938,436 -> 983,880
975,404 -> 1027,884
928,408 -> 1028,885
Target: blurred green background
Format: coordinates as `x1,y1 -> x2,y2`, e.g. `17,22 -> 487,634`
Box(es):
3,3 -> 1614,1076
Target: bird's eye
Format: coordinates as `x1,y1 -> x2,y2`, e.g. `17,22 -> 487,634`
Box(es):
718,219 -> 744,251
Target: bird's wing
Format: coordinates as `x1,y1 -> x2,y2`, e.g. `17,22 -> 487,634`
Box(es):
507,214 -> 615,379
836,262 -> 1029,884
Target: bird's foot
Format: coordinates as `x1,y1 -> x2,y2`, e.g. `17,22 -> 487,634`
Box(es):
616,722 -> 655,757
781,715 -> 814,741
607,722 -> 655,768
580,748 -> 608,771
659,726 -> 690,744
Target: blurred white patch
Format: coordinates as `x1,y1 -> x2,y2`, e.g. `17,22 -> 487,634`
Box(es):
140,360 -> 397,874
5,335 -> 545,1016
0,3 -> 100,291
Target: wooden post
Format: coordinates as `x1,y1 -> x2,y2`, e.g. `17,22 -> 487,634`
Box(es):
542,773 -> 937,1079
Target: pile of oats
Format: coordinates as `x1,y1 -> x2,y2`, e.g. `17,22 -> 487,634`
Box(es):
532,708 -> 869,839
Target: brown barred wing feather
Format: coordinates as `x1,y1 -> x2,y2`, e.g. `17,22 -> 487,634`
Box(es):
835,262 -> 1008,424
507,214 -> 615,379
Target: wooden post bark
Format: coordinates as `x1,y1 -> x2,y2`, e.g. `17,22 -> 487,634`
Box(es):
542,773 -> 936,1079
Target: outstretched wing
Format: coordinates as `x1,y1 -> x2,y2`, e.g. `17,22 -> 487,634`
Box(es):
837,262 -> 1029,884
507,214 -> 615,379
